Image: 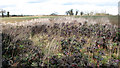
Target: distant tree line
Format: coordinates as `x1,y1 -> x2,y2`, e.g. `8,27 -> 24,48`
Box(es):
66,9 -> 84,16
0,9 -> 110,17
65,9 -> 109,16
0,9 -> 26,17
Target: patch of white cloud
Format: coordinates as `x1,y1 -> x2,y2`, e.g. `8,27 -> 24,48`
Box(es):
0,0 -> 119,15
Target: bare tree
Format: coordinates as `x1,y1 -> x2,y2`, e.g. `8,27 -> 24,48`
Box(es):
80,11 -> 84,16
7,11 -> 10,17
75,10 -> 79,15
66,9 -> 74,15
90,12 -> 93,16
69,9 -> 74,15
66,11 -> 69,15
0,9 -> 6,17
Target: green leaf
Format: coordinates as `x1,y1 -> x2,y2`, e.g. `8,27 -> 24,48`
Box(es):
20,45 -> 24,48
113,43 -> 117,46
31,62 -> 37,66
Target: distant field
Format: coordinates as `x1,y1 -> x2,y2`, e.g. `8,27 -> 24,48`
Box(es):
0,16 -> 62,23
0,15 -> 118,25
76,15 -> 118,25
1,16 -> 39,23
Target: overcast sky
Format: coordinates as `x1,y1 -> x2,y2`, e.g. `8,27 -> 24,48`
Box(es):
0,0 -> 119,15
